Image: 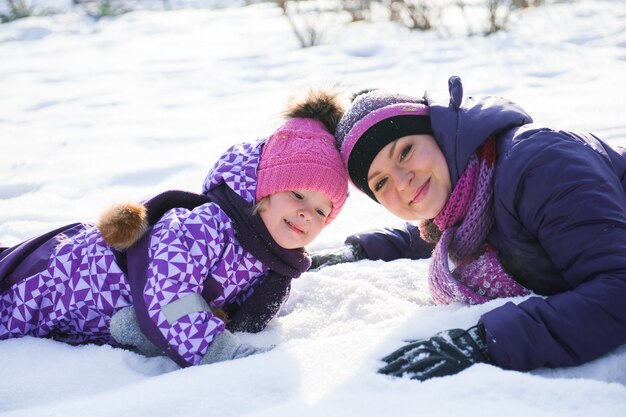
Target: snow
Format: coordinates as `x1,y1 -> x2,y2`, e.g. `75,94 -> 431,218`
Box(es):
1,1 -> 626,416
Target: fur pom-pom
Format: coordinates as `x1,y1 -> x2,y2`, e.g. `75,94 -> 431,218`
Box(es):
98,202 -> 148,251
284,88 -> 345,134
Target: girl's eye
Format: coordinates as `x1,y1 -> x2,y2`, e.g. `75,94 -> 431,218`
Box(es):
399,144 -> 412,162
374,177 -> 388,192
292,192 -> 303,200
316,209 -> 327,217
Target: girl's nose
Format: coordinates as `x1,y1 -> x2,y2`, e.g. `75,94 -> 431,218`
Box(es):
298,207 -> 312,221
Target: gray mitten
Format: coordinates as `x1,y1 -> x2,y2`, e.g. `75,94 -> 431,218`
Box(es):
200,330 -> 272,365
110,306 -> 162,357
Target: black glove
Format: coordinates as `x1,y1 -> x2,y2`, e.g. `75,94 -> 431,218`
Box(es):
309,242 -> 366,271
378,324 -> 492,381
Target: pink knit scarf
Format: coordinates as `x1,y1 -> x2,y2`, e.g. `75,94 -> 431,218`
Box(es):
419,139 -> 530,305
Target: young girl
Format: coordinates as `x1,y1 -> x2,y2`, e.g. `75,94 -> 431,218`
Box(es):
316,76 -> 626,380
0,90 -> 349,368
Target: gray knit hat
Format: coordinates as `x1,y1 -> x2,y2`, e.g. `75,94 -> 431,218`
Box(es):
335,90 -> 432,202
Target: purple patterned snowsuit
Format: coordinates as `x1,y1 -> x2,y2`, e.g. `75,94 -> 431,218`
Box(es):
0,141 -> 271,366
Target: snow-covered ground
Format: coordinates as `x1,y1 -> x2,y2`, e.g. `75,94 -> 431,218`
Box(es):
1,1 -> 625,416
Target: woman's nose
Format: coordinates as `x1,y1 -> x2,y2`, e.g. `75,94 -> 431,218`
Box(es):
394,169 -> 412,191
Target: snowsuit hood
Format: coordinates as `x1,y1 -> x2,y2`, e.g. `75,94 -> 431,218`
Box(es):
203,139 -> 264,206
426,76 -> 533,189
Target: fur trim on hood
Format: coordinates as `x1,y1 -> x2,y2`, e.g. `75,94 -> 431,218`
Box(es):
98,202 -> 148,251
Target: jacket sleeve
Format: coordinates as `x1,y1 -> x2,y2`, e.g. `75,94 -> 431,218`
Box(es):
143,203 -> 231,366
345,223 -> 434,261
481,131 -> 626,371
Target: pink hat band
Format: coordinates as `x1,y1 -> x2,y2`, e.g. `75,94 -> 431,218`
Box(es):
340,102 -> 430,166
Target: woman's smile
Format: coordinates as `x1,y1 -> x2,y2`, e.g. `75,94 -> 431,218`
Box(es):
410,177 -> 431,205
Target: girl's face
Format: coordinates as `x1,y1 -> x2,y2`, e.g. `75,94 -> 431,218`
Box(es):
259,190 -> 332,249
367,134 -> 451,221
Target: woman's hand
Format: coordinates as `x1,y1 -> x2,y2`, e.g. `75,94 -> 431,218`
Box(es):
378,324 -> 492,381
309,242 -> 365,271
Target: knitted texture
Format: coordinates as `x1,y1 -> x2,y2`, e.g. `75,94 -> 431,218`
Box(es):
420,139 -> 530,304
256,118 -> 349,224
334,89 -> 431,200
338,101 -> 429,164
335,90 -> 427,155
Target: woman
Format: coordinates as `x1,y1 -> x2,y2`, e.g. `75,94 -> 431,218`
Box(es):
317,76 -> 626,380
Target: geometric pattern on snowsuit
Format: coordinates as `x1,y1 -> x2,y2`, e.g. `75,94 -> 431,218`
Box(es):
1,139 -> 268,366
0,227 -> 130,345
202,139 -> 263,205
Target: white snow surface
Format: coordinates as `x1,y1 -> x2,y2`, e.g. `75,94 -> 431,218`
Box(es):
1,1 -> 625,416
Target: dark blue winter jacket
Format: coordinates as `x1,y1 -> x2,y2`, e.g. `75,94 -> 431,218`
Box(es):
351,76 -> 626,372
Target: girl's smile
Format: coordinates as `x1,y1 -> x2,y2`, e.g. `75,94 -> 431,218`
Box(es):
284,218 -> 304,234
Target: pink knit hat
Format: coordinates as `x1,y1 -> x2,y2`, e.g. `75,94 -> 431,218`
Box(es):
257,117 -> 349,224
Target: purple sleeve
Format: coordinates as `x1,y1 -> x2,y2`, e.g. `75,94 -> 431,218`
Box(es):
345,223 -> 434,261
144,203 -> 231,366
481,132 -> 626,371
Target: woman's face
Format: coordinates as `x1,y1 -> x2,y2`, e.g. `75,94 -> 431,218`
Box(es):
367,134 -> 451,221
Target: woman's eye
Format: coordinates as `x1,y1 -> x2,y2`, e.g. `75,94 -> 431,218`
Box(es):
374,177 -> 388,192
292,192 -> 303,200
399,144 -> 412,162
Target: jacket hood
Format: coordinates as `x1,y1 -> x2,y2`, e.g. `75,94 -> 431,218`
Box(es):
202,139 -> 265,206
427,76 -> 533,189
